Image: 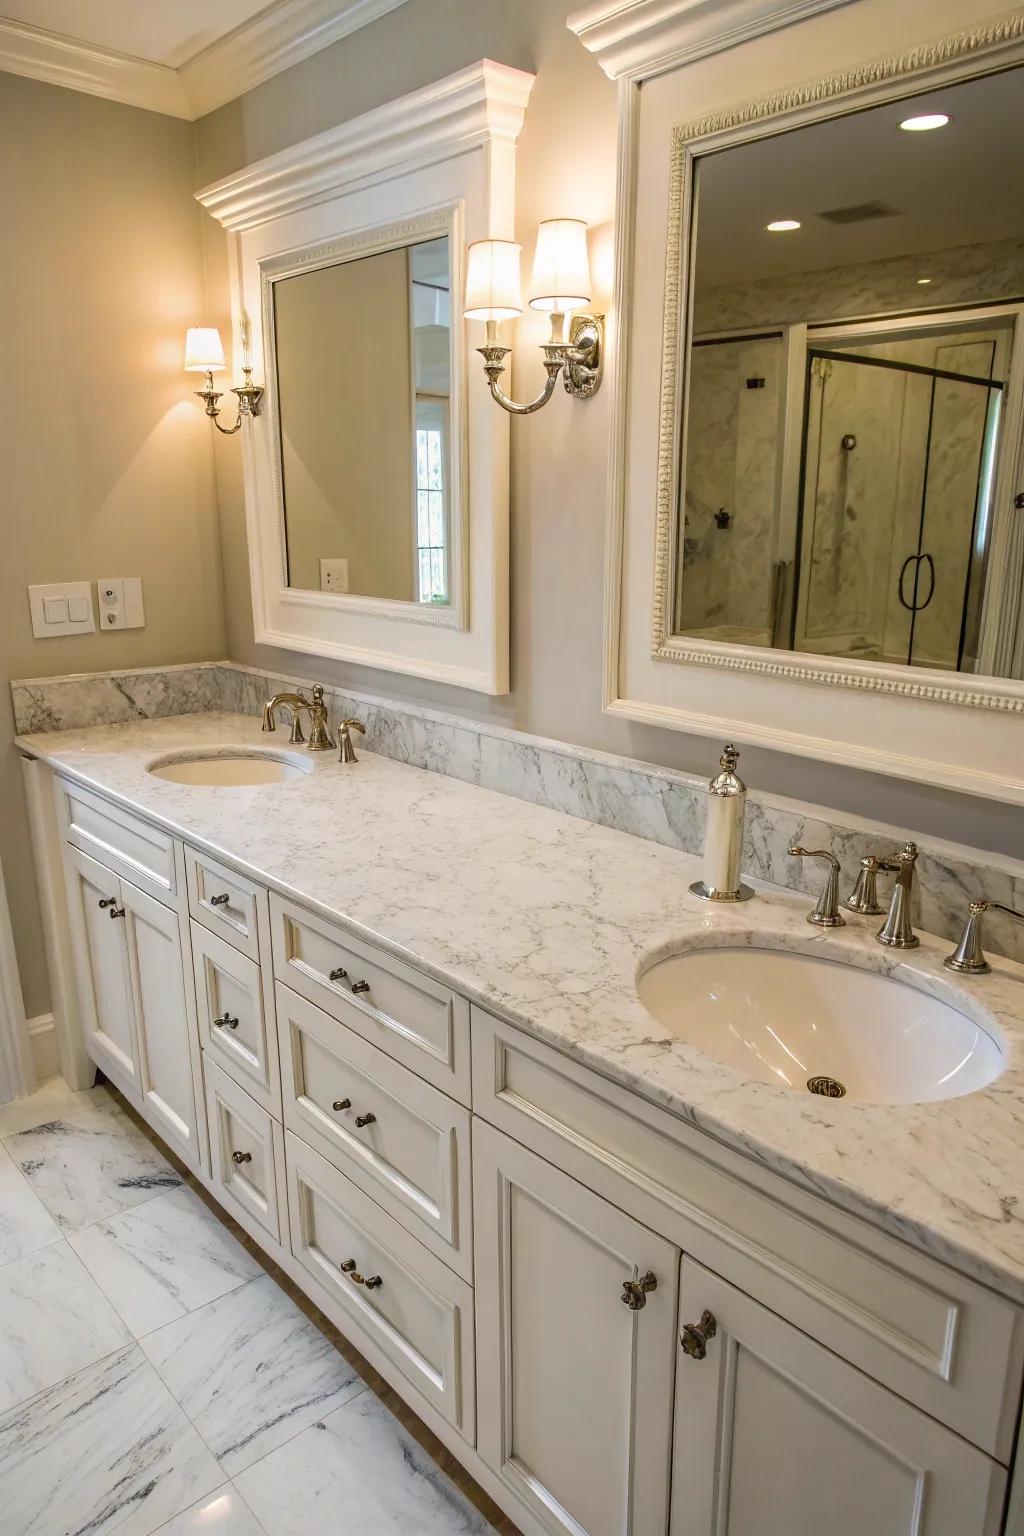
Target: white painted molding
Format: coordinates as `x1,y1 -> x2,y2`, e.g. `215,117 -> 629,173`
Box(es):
180,0 -> 412,118
196,59 -> 535,231
0,0 -> 412,121
566,0 -> 855,81
28,1014 -> 58,1083
0,16 -> 190,117
0,853 -> 35,1104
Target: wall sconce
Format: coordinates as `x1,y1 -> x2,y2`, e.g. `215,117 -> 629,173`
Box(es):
464,220 -> 603,416
184,327 -> 264,435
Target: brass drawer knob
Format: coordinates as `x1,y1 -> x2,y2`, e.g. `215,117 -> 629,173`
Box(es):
354,1112 -> 376,1129
329,966 -> 348,982
681,1310 -> 718,1360
351,979 -> 371,995
340,1259 -> 357,1273
231,1150 -> 252,1164
620,1271 -> 658,1311
332,1098 -> 351,1112
210,893 -> 231,907
214,1014 -> 239,1030
340,1259 -> 382,1289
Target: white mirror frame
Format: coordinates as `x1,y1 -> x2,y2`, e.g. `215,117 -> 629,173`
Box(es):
196,61 -> 535,695
574,0 -> 1024,803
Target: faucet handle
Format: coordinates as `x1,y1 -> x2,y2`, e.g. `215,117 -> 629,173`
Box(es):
338,718 -> 367,765
788,847 -> 845,928
944,899 -> 1024,976
842,855 -> 888,916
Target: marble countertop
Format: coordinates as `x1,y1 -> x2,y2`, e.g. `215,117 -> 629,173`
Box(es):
17,712 -> 1024,1302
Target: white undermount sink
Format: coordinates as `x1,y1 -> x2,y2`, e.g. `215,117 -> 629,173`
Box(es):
147,751 -> 312,786
637,946 -> 1004,1105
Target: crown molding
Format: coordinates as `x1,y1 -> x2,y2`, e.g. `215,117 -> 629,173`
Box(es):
566,0 -> 856,81
0,0 -> 413,121
0,16 -> 191,117
196,58 -> 536,231
180,0 -> 411,118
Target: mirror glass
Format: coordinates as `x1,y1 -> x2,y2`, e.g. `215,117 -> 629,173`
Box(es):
675,68 -> 1024,678
274,234 -> 452,605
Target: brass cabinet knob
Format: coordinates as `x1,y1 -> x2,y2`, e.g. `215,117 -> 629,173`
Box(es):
681,1310 -> 718,1360
364,1274 -> 383,1289
332,1098 -> 351,1112
329,966 -> 348,982
340,1259 -> 357,1273
354,1112 -> 376,1129
231,1150 -> 252,1164
351,979 -> 371,995
620,1271 -> 658,1311
210,893 -> 231,907
214,1014 -> 239,1030
339,1259 -> 382,1289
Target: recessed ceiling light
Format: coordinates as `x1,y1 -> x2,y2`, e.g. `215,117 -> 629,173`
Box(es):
917,277 -> 932,285
765,219 -> 801,232
899,112 -> 951,132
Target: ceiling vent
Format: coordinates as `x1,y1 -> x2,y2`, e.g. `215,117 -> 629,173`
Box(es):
816,201 -> 901,224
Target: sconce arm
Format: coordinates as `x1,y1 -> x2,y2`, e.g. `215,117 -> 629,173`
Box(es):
196,367 -> 264,436
477,342 -> 570,418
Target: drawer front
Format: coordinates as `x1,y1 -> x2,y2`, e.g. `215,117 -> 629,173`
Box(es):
270,895 -> 470,1104
186,848 -> 265,962
205,1058 -> 286,1249
58,777 -> 176,906
473,1008 -> 1024,1462
277,983 -> 472,1280
193,924 -> 281,1117
285,1131 -> 474,1435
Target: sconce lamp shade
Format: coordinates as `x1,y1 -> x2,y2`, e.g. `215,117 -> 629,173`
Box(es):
529,219 -> 591,313
184,327 -> 226,373
464,240 -> 523,321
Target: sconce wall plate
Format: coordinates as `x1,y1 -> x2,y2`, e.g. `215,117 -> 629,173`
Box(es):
566,313 -> 603,398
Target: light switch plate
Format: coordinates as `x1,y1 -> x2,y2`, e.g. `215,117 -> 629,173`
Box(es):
97,578 -> 145,631
28,582 -> 95,639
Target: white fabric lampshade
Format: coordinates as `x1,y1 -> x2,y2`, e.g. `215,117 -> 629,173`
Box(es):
463,240 -> 523,321
184,327 -> 226,373
529,219 -> 591,313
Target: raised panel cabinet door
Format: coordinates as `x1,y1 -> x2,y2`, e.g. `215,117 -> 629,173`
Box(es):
474,1121 -> 679,1536
120,878 -> 202,1168
65,844 -> 139,1096
670,1258 -> 1006,1536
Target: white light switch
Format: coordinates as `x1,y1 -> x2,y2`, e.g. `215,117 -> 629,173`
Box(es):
97,578 -> 145,631
29,582 -> 95,639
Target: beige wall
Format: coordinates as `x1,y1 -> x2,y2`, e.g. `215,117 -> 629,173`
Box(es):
0,73 -> 225,1016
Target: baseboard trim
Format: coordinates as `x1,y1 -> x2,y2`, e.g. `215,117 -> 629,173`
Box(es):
27,1013 -> 58,1082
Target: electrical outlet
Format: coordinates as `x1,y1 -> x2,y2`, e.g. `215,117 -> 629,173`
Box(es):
97,578 -> 145,630
320,558 -> 349,594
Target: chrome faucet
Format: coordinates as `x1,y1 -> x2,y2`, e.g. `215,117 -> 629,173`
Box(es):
944,899 -> 1024,975
788,847 -> 844,927
876,843 -> 919,949
261,682 -> 335,751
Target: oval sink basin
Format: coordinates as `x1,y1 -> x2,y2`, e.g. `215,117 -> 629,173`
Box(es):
147,752 -> 312,787
637,947 -> 1004,1104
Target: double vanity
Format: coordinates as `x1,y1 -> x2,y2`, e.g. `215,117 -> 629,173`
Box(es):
15,707 -> 1024,1536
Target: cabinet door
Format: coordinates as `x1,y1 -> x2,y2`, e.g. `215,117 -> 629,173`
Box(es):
121,879 -> 203,1168
474,1122 -> 679,1536
65,844 -> 139,1096
671,1258 -> 1006,1536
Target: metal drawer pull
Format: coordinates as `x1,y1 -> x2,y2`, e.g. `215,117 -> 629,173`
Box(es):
214,1014 -> 239,1030
351,979 -> 371,995
681,1311 -> 718,1360
231,1150 -> 252,1165
332,1098 -> 352,1112
329,966 -> 348,982
620,1271 -> 657,1311
340,1259 -> 382,1289
98,897 -> 125,919
109,906 -> 125,920
98,897 -> 117,909
210,893 -> 231,907
354,1112 -> 376,1129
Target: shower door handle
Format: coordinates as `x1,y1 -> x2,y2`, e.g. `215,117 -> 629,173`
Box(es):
898,553 -> 935,613
916,553 -> 935,611
897,554 -> 917,611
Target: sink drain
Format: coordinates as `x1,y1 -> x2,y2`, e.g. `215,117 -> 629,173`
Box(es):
807,1075 -> 846,1099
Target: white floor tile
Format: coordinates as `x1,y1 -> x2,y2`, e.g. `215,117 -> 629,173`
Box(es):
141,1274 -> 365,1474
153,1483 -> 266,1536
69,1184 -> 264,1335
0,1240 -> 131,1413
5,1096 -> 183,1233
0,1343 -> 224,1536
0,1076 -> 111,1140
0,1144 -> 61,1266
235,1391 -> 495,1535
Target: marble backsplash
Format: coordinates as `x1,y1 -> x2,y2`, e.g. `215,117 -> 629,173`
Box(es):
12,659 -> 1024,963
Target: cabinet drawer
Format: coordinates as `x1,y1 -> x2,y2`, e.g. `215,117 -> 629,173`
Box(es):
270,895 -> 470,1104
473,1009 -> 1024,1462
58,777 -> 176,906
205,1058 -> 287,1250
186,847 -> 265,962
285,1131 -> 475,1436
277,983 -> 472,1280
193,924 -> 281,1117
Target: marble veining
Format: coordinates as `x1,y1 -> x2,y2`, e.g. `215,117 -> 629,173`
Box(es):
15,710 -> 1024,1301
12,660 -> 1023,964
0,1144 -> 61,1266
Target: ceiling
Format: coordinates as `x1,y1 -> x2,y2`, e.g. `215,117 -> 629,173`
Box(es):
1,0 -> 277,68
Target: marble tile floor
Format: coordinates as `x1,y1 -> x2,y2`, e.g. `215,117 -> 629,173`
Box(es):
0,1078 -> 515,1536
